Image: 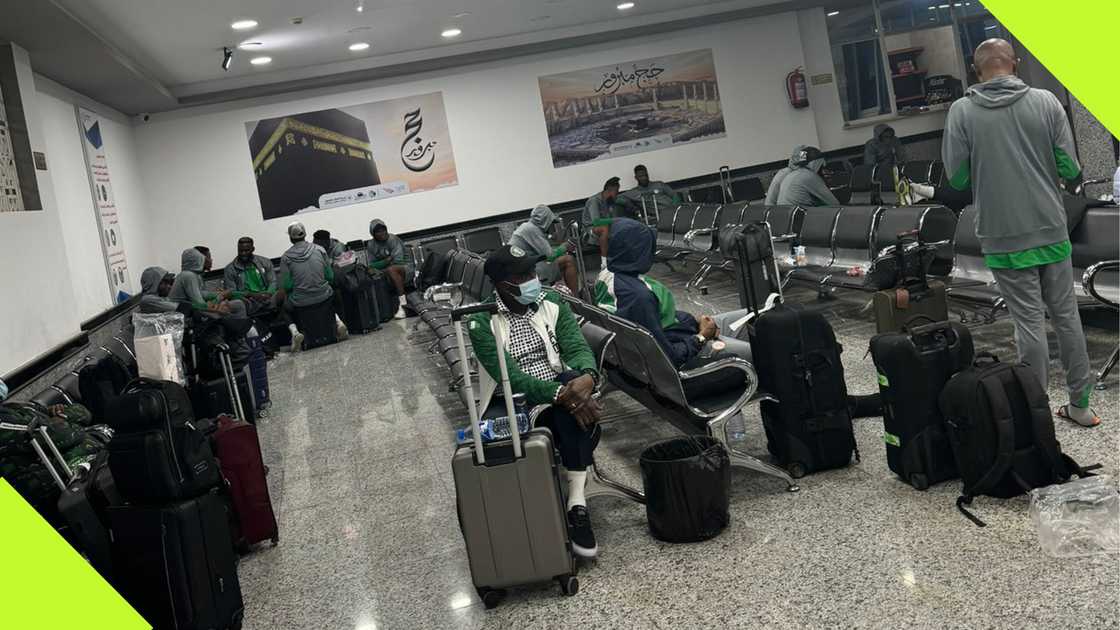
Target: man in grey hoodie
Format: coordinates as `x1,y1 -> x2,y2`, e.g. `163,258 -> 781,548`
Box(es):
942,38 -> 1097,427
509,204 -> 580,293
366,218 -> 410,318
621,164 -> 680,218
169,248 -> 247,318
279,221 -> 348,349
138,266 -> 182,314
765,145 -> 808,205
775,146 -> 840,207
863,123 -> 905,181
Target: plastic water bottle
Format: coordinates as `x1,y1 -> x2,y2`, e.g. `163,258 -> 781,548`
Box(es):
727,412 -> 747,443
457,393 -> 530,443
794,245 -> 808,267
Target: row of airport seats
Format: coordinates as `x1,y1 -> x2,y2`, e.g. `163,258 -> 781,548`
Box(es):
23,335 -> 136,409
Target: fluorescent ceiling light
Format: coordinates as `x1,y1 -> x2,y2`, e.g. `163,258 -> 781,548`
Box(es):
231,19 -> 258,30
349,42 -> 370,51
238,41 -> 263,50
827,10 -> 840,16
441,28 -> 462,38
250,56 -> 272,65
937,3 -> 949,7
617,2 -> 636,10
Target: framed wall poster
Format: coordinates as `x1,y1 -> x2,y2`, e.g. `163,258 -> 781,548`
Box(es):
538,49 -> 726,168
77,106 -> 132,298
245,91 -> 458,220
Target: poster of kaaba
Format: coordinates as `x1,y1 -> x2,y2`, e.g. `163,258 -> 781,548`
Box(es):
245,91 -> 457,220
538,49 -> 726,168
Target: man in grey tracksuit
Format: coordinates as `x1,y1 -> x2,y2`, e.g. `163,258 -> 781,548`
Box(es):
279,221 -> 348,350
139,266 -> 181,314
367,218 -> 411,318
509,204 -> 580,293
621,164 -> 679,221
775,146 -> 840,207
765,145 -> 808,205
169,248 -> 247,318
863,123 -> 906,181
942,38 -> 1097,426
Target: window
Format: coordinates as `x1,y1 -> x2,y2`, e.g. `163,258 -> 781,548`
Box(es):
824,1 -> 1002,123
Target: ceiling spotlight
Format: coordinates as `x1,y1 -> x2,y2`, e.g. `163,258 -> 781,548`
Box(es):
617,2 -> 636,10
250,56 -> 272,65
238,41 -> 263,50
356,0 -> 364,12
349,42 -> 370,51
221,47 -> 233,71
827,10 -> 840,16
441,28 -> 462,38
231,19 -> 258,30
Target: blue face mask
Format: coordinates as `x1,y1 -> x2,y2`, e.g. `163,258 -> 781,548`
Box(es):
510,278 -> 542,305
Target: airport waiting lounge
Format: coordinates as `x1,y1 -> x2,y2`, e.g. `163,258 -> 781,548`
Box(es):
2,1 -> 1119,628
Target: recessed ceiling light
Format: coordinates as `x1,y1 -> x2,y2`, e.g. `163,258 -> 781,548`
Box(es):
349,42 -> 370,51
238,41 -> 263,50
250,56 -> 272,65
453,12 -> 472,18
617,2 -> 635,10
441,28 -> 462,38
231,19 -> 258,30
827,10 -> 840,16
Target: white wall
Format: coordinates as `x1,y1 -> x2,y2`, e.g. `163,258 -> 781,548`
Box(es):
0,46 -> 81,375
133,12 -> 821,269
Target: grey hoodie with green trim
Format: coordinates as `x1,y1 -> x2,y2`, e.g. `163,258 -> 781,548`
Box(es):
279,240 -> 333,307
765,145 -> 808,205
169,248 -> 216,308
942,75 -> 1080,254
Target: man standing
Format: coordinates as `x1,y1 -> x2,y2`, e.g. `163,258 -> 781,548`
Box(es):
279,221 -> 348,350
223,237 -> 279,316
621,164 -> 679,220
863,124 -> 906,181
942,38 -> 1097,427
367,219 -> 411,319
775,146 -> 840,207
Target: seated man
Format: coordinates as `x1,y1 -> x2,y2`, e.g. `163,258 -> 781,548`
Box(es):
169,248 -> 247,319
775,146 -> 841,207
223,237 -> 280,316
367,219 -> 411,319
312,229 -> 347,264
138,266 -> 183,314
467,245 -> 603,558
194,246 -> 213,272
508,205 -> 580,294
765,145 -> 808,205
604,218 -> 754,367
621,164 -> 680,218
279,222 -> 348,350
581,177 -> 635,245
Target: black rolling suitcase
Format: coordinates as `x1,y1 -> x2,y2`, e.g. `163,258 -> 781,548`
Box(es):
105,379 -> 221,503
190,348 -> 257,424
108,491 -> 244,630
729,222 -> 782,313
370,270 -> 399,321
751,304 -> 858,477
340,286 -> 380,334
869,318 -> 973,489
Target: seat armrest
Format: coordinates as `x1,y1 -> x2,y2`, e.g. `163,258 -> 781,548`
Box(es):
682,228 -> 716,248
424,282 -> 464,303
679,357 -> 758,416
772,232 -> 798,243
1083,260 -> 1120,309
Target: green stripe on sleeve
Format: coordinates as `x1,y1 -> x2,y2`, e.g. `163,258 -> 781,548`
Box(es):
948,159 -> 971,191
1053,147 -> 1081,180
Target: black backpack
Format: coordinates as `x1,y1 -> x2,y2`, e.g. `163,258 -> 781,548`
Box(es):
938,354 -> 1096,526
76,354 -> 132,423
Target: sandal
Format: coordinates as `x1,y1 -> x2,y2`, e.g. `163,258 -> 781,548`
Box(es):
1056,405 -> 1101,428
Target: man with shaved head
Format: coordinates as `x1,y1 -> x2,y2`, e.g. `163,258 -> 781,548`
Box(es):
942,38 -> 1098,427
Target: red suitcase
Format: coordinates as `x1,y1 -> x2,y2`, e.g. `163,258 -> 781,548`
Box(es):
212,414 -> 278,547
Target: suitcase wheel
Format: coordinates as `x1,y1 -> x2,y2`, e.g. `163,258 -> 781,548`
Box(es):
558,575 -> 579,597
477,587 -> 506,609
908,472 -> 929,491
787,462 -> 807,479
271,534 -> 279,547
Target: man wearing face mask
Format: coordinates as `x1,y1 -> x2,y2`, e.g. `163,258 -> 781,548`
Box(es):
775,145 -> 841,207
223,237 -> 279,316
466,245 -> 603,558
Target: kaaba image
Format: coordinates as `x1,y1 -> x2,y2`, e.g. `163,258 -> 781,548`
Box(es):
248,108 -> 380,219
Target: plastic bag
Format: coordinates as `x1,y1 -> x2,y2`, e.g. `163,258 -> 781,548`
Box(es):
1029,475 -> 1119,558
132,311 -> 187,385
640,436 -> 730,543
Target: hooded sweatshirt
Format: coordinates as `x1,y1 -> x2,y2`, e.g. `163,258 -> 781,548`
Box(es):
169,248 -> 217,309
223,254 -> 276,295
279,240 -> 333,307
366,219 -> 406,270
607,218 -> 702,368
775,154 -> 839,207
863,124 -> 905,177
509,205 -> 566,262
943,74 -> 1080,258
139,266 -> 180,313
765,145 -> 808,205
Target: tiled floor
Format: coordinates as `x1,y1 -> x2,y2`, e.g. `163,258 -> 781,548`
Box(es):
239,269 -> 1119,630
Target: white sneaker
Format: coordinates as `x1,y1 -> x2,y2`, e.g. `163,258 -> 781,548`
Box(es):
336,320 -> 349,340
393,308 -> 407,319
290,331 -> 304,353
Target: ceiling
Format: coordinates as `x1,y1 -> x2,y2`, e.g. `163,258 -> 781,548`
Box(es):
1,0 -> 814,115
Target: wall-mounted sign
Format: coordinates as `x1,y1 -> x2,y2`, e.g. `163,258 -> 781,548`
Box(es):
77,107 -> 131,298
244,91 -> 458,220
810,73 -> 834,86
538,49 -> 726,168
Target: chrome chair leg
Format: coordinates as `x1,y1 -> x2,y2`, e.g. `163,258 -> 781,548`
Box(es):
1095,348 -> 1119,391
709,414 -> 799,492
585,461 -> 646,505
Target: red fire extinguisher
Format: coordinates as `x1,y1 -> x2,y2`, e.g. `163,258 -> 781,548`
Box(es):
786,67 -> 809,109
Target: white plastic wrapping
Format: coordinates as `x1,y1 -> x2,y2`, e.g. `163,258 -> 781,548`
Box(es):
1029,475 -> 1120,558
132,311 -> 187,385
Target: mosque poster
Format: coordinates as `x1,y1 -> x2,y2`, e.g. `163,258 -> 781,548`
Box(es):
245,91 -> 458,220
538,49 -> 726,168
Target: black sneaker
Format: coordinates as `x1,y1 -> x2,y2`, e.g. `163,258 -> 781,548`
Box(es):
567,505 -> 598,558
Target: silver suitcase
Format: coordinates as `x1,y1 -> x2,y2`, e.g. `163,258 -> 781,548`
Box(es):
449,303 -> 578,609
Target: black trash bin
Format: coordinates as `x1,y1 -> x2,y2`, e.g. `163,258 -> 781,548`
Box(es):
639,436 -> 731,543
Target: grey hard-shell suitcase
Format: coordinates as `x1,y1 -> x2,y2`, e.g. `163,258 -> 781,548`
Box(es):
449,303 -> 578,609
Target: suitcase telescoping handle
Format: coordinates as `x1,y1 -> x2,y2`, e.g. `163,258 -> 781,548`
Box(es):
450,303 -> 523,464
0,420 -> 74,491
